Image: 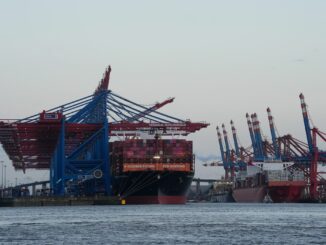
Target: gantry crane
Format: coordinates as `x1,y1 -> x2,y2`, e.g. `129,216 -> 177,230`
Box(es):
212,93 -> 326,201
0,66 -> 209,196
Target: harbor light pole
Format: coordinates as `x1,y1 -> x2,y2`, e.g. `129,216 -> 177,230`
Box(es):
4,164 -> 6,188
0,161 -> 3,188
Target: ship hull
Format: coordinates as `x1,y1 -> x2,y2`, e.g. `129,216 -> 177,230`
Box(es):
113,171 -> 194,204
232,186 -> 267,203
232,183 -> 306,203
125,195 -> 187,204
268,181 -> 306,203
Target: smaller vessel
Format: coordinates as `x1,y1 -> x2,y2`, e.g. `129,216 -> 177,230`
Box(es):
232,161 -> 306,203
209,181 -> 234,203
263,192 -> 273,203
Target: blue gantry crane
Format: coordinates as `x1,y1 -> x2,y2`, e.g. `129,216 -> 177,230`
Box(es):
267,107 -> 280,159
0,66 -> 208,197
222,124 -> 234,179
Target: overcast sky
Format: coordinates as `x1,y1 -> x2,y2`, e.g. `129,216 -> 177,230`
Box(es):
1,1 -> 326,184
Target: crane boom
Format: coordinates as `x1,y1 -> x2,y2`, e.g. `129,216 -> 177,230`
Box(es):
230,120 -> 240,157
251,113 -> 264,160
222,123 -> 233,179
300,93 -> 313,152
246,113 -> 256,156
216,126 -> 228,179
94,66 -> 111,94
267,107 -> 280,159
129,97 -> 175,122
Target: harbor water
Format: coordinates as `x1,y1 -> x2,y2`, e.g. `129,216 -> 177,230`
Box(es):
0,203 -> 325,244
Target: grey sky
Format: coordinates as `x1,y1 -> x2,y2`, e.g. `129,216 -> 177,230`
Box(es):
1,1 -> 326,183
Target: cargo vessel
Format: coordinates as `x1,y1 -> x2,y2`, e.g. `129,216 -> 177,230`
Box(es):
232,161 -> 306,203
111,137 -> 194,204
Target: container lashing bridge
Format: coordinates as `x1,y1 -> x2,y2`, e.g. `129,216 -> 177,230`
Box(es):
0,66 -> 209,196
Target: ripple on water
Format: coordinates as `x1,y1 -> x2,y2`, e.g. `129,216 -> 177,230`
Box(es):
0,203 -> 325,244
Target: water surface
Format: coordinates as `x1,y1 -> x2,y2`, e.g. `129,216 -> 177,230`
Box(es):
0,203 -> 325,244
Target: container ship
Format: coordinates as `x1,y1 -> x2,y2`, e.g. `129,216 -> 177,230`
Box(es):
111,137 -> 194,204
232,161 -> 306,203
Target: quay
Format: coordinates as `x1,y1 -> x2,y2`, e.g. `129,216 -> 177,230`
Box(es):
0,196 -> 120,207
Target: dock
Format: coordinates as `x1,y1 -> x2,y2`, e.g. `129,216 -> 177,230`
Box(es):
0,196 -> 121,207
